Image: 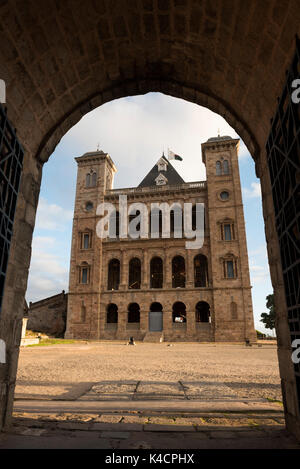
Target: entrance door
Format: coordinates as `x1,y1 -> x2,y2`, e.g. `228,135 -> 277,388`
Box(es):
149,311 -> 163,331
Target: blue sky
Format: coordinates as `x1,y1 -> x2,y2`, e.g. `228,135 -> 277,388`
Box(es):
26,92 -> 273,335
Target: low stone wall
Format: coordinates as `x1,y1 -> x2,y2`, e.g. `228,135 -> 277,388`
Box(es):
27,291 -> 68,337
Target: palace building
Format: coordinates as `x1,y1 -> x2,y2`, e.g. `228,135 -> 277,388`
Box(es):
64,136 -> 256,343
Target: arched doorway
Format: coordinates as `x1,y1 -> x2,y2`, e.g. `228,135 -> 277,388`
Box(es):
106,303 -> 118,324
127,303 -> 140,325
149,302 -> 163,332
172,302 -> 186,324
195,301 -> 210,323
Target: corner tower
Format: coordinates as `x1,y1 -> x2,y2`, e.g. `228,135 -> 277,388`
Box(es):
65,150 -> 116,339
202,136 -> 256,343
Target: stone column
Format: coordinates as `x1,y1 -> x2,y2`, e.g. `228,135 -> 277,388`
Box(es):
186,311 -> 196,337
186,250 -> 194,288
142,250 -> 148,289
163,310 -> 173,338
119,249 -> 128,290
140,309 -> 148,334
117,310 -> 127,338
164,250 -> 172,289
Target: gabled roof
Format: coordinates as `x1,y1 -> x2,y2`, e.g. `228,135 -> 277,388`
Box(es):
138,155 -> 185,188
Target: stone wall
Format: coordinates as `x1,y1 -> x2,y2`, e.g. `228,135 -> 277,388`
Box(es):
27,291 -> 67,337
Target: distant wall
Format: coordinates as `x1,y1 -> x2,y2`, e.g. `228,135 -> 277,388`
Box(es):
27,291 -> 68,337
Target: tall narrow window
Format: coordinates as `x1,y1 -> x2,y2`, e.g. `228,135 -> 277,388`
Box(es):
109,210 -> 120,238
172,256 -> 185,288
194,254 -> 208,287
226,260 -> 235,278
86,173 -> 91,187
129,257 -> 141,289
224,224 -> 232,241
223,160 -> 229,175
150,257 -> 163,288
216,161 -> 222,175
91,172 -> 97,186
107,258 -> 120,290
219,220 -> 235,241
79,264 -> 90,284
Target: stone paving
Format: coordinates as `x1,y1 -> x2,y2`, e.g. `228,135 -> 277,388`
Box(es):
1,409 -> 299,449
6,342 -> 297,448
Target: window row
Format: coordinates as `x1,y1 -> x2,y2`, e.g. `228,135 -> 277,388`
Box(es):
106,301 -> 211,324
77,254 -> 238,286
78,219 -> 235,250
107,254 -> 209,290
108,205 -> 205,238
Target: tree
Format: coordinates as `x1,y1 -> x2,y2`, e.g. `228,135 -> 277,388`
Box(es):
260,293 -> 275,330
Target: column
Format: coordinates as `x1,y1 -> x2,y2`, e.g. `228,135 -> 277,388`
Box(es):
142,249 -> 148,289
163,310 -> 173,339
119,249 -> 128,290
186,310 -> 196,337
186,250 -> 194,288
164,250 -> 172,289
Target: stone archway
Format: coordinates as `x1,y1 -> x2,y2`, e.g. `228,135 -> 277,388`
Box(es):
0,0 -> 299,441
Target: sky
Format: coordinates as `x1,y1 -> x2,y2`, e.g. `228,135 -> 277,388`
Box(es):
25,92 -> 273,335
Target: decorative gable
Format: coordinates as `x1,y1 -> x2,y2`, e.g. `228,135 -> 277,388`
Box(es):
157,157 -> 168,172
155,173 -> 168,185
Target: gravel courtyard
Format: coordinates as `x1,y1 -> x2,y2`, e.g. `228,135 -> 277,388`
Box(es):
14,342 -> 282,403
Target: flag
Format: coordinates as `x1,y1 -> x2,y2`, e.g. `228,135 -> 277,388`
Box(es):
168,149 -> 183,161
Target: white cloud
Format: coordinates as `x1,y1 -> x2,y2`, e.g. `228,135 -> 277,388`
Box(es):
242,182 -> 261,199
26,235 -> 69,302
35,197 -> 73,231
64,93 -> 241,187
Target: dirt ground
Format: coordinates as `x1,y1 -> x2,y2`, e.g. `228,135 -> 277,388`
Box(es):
15,342 -> 282,402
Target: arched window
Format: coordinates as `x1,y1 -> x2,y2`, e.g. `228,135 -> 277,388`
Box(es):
195,301 -> 210,323
107,303 -> 118,323
129,257 -> 141,289
109,210 -> 120,238
128,303 -> 140,323
172,302 -> 186,323
150,302 -> 163,312
231,301 -> 238,320
107,258 -> 120,290
150,257 -> 163,288
91,171 -> 97,186
170,204 -> 182,237
223,160 -> 229,175
150,207 -> 162,238
194,254 -> 208,287
86,173 -> 91,187
172,255 -> 185,288
216,161 -> 222,175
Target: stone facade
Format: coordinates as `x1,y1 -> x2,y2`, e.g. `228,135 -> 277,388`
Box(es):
65,136 -> 256,343
27,291 -> 67,337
